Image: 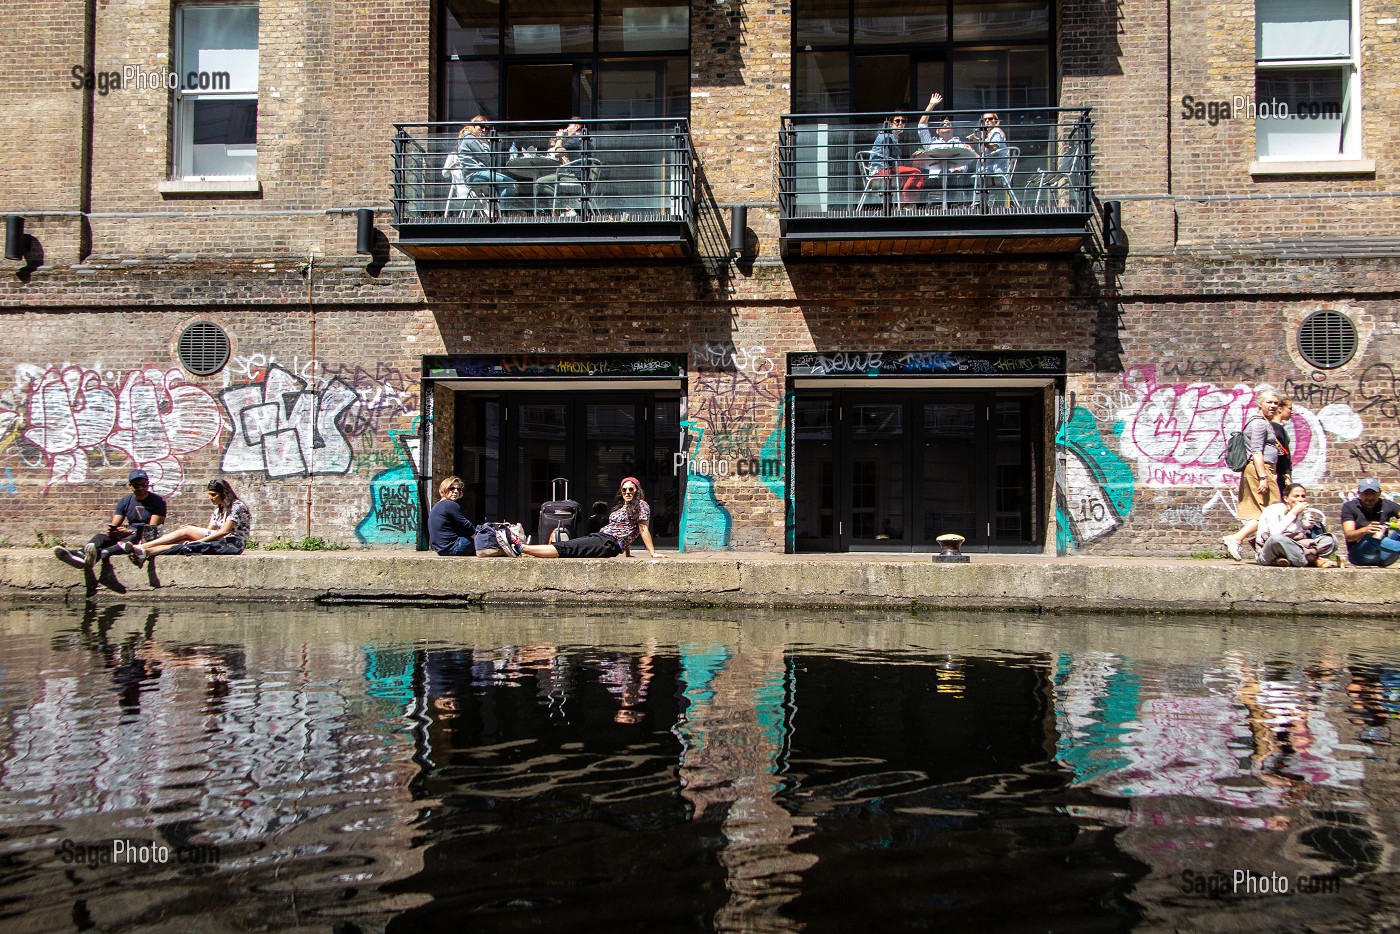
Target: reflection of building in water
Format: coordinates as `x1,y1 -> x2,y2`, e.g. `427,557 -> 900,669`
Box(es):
675,643 -> 815,930
1053,652 -> 1389,927
0,606 -> 426,929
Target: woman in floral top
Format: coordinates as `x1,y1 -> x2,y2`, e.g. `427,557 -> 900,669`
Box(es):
521,477 -> 662,559
123,478 -> 252,565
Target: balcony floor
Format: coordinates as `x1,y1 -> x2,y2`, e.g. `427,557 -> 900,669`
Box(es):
394,215 -> 695,262
780,205 -> 1093,258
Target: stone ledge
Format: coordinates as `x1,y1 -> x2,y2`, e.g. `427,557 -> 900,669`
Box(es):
1,550 -> 1394,618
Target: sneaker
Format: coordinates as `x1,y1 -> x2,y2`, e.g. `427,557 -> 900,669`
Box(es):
1222,535 -> 1242,561
52,546 -> 85,569
82,543 -> 99,568
125,542 -> 146,568
496,527 -> 522,557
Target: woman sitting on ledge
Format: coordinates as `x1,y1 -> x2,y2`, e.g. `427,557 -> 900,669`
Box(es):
521,477 -> 661,559
121,478 -> 251,565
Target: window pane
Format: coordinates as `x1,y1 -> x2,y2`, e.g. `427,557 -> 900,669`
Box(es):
445,60 -> 500,121
1256,67 -> 1347,158
190,99 -> 257,176
953,0 -> 1050,42
914,58 -> 948,109
507,0 -> 593,53
795,51 -> 850,113
601,1 -> 688,53
1256,0 -> 1349,61
506,63 -> 576,122
854,0 -> 947,45
446,0 -> 499,57
854,54 -> 909,114
953,48 -> 1049,111
794,0 -> 848,47
181,6 -> 258,92
598,58 -> 687,118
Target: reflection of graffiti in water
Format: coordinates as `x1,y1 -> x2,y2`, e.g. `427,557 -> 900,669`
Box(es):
356,426 -> 422,545
1056,404 -> 1136,551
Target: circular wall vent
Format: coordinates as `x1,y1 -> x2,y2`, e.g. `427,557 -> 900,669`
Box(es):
177,321 -> 231,376
1297,310 -> 1357,370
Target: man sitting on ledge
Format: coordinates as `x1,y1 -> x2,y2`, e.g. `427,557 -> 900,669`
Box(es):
1341,478 -> 1400,568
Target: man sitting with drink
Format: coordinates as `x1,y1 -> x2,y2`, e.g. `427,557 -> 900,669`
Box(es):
1341,478 -> 1400,567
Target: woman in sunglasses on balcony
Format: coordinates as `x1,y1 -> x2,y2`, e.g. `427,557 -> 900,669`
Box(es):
520,477 -> 662,559
870,111 -> 926,204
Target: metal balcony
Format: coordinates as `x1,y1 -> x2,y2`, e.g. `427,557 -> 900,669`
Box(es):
777,108 -> 1095,258
391,118 -> 697,262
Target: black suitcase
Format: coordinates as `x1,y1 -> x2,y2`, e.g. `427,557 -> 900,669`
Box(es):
536,478 -> 580,544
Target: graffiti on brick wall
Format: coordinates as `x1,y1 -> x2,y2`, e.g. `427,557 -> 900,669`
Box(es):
1055,403 -> 1137,550
355,426 -> 422,546
677,344 -> 787,549
1112,365 -> 1361,489
0,364 -> 223,491
0,468 -> 15,495
678,421 -> 733,550
221,364 -> 358,478
220,355 -> 422,481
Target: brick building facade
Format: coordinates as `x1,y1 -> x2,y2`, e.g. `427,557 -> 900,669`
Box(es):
0,0 -> 1395,556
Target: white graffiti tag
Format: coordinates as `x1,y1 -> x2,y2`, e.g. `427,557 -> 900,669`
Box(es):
11,364 -> 221,490
220,364 -> 357,478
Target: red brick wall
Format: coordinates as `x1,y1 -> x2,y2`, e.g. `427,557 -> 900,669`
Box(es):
0,0 -> 1396,556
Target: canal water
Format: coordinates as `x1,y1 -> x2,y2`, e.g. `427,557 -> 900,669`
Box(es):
1,603 -> 1397,932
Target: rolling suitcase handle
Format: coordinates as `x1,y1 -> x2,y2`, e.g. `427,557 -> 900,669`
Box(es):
552,478 -> 568,502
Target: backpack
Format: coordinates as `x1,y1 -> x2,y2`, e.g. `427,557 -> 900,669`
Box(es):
1224,416 -> 1264,472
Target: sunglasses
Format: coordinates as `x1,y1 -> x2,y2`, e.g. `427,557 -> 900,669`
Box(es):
448,486 -> 464,492
621,487 -> 638,493
890,119 -> 906,125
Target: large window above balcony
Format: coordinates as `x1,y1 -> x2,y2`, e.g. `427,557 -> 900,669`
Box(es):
792,0 -> 1052,115
441,0 -> 689,123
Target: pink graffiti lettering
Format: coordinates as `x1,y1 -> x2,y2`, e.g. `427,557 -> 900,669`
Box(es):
1126,384 -> 1252,469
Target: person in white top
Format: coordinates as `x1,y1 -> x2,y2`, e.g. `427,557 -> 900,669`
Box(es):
1254,483 -> 1336,567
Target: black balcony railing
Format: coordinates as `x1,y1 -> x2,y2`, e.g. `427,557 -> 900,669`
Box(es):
778,108 -> 1094,222
391,118 -> 694,227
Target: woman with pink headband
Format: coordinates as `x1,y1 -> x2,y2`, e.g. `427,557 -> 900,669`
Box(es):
520,477 -> 661,559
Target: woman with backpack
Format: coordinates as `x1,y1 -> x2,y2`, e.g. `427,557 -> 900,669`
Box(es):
1222,391 -> 1281,561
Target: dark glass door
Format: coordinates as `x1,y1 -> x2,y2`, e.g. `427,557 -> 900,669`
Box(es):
455,390 -> 680,547
793,389 -> 1042,552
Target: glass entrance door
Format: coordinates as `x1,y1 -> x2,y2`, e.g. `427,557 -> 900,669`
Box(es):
792,389 -> 1043,552
455,390 -> 681,547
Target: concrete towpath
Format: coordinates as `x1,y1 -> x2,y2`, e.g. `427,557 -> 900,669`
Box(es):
1,549 -> 1394,617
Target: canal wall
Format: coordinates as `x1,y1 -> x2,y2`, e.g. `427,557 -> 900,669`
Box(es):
0,550 -> 1395,618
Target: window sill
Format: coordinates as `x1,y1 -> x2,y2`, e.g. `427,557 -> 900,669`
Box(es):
1250,159 -> 1375,177
158,178 -> 262,196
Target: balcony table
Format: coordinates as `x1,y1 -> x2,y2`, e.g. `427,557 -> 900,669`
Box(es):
912,145 -> 978,210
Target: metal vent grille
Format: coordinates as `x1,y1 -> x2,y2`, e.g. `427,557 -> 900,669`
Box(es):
177,321 -> 231,376
1297,310 -> 1357,370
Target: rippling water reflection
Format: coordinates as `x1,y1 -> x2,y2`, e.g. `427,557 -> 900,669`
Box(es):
0,604 -> 1397,931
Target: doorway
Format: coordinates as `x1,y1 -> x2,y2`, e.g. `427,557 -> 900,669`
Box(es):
454,390 -> 682,546
792,388 -> 1043,552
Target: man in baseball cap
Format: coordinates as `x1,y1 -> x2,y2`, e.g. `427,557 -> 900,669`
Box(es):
1340,478 -> 1400,567
52,468 -> 168,570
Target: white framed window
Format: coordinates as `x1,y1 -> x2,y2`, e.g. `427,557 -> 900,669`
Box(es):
173,5 -> 259,179
1254,0 -> 1362,165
